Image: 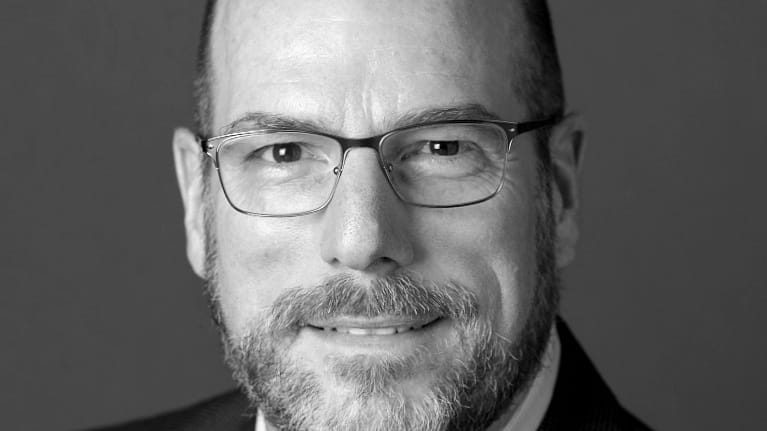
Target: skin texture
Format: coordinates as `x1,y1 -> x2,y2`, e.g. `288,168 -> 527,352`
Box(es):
173,0 -> 583,429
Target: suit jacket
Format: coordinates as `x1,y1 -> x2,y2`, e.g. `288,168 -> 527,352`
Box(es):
91,319 -> 651,431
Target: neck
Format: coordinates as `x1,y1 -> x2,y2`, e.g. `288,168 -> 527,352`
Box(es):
483,372 -> 540,431
487,325 -> 561,431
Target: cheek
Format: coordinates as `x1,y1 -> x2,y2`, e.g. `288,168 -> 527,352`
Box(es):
211,200 -> 318,337
412,178 -> 539,339
487,219 -> 538,337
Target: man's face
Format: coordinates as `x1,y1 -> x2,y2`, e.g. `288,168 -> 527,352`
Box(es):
175,0 -> 580,429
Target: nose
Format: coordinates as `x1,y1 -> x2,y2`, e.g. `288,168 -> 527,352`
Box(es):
319,148 -> 414,273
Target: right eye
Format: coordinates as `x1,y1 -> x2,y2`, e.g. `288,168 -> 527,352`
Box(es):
252,142 -> 305,163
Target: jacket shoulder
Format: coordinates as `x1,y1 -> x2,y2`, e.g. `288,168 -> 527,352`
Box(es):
86,390 -> 253,431
539,319 -> 654,430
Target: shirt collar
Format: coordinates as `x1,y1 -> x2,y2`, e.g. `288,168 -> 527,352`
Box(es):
256,326 -> 560,431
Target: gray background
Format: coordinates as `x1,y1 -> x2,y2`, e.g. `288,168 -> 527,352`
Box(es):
2,1 -> 765,430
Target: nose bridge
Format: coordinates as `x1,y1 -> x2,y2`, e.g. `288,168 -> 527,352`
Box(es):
336,139 -> 390,186
320,147 -> 413,272
335,134 -> 387,176
337,148 -> 389,213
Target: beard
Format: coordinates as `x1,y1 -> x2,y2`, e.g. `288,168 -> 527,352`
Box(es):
201,166 -> 560,431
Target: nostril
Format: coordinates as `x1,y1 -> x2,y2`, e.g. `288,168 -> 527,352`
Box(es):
362,256 -> 402,275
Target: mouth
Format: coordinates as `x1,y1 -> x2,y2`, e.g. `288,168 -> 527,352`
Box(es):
301,316 -> 443,336
294,315 -> 450,358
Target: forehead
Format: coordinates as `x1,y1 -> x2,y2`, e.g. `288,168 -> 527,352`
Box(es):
209,0 -> 528,135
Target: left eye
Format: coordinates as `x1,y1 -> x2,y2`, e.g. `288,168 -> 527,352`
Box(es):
424,140 -> 460,156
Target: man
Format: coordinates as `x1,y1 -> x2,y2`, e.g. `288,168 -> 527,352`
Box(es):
99,0 -> 650,430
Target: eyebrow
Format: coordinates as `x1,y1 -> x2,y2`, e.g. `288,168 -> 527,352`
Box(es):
220,113 -> 331,135
391,103 -> 501,129
219,103 -> 502,136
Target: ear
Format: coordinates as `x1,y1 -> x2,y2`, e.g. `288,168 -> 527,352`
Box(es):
547,113 -> 585,269
172,127 -> 208,278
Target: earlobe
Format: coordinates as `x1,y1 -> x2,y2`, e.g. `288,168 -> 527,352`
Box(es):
547,113 -> 585,268
172,127 -> 208,278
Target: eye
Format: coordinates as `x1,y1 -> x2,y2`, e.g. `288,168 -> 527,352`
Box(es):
254,142 -> 304,163
426,140 -> 460,156
272,143 -> 302,163
396,140 -> 473,162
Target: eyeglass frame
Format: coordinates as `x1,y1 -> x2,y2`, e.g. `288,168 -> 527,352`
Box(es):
198,117 -> 559,217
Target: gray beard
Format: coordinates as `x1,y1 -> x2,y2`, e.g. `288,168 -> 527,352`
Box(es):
201,171 -> 560,431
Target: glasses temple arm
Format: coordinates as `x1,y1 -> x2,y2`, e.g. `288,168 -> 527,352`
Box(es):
514,117 -> 560,135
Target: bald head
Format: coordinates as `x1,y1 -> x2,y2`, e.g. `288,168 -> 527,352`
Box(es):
193,0 -> 563,136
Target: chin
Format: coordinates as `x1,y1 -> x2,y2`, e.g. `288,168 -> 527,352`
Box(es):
228,317 -> 512,431
216,265 -> 559,431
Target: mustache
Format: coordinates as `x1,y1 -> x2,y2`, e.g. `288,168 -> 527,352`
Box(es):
264,271 -> 480,333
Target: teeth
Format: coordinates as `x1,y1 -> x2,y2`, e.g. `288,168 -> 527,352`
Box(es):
371,327 -> 397,335
310,319 -> 439,335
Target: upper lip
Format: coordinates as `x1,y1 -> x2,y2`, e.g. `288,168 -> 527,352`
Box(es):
304,315 -> 441,329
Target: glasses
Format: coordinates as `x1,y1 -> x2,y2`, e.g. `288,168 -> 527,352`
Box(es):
199,118 -> 557,217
